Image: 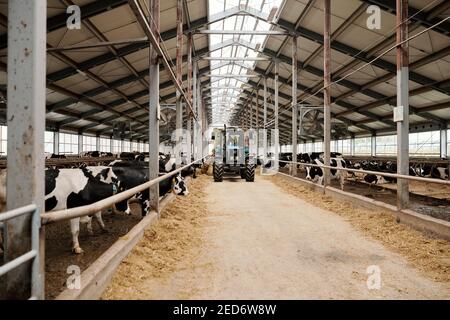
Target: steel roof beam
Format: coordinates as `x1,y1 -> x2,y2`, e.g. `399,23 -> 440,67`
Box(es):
202,57 -> 270,61
233,86 -> 449,136
197,38 -> 400,127
47,37 -> 149,51
236,91 -> 370,132
334,45 -> 450,103
44,6 -> 268,83
0,61 -> 147,132
276,18 -> 450,96
359,0 -> 450,37
228,80 -> 375,133
128,0 -> 196,120
260,48 -> 447,125
0,0 -> 129,49
229,61 -> 395,128
36,5 -> 450,96
48,41 -> 149,116
196,30 -> 289,35
48,64 -> 210,115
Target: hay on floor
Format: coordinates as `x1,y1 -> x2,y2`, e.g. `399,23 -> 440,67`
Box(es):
102,174 -> 210,299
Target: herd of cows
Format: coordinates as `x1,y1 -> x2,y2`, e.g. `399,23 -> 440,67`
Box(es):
271,152 -> 449,188
1,150 -> 448,255
1,151 -> 198,254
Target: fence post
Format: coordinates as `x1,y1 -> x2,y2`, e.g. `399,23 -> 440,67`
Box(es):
5,0 -> 46,299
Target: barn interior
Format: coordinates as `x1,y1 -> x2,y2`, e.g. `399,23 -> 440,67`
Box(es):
0,0 -> 449,300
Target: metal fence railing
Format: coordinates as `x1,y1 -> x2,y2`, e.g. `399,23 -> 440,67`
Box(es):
0,204 -> 42,300
1,156 -> 208,299
41,157 -> 207,225
276,159 -> 450,186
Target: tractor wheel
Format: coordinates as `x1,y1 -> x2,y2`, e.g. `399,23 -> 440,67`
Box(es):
213,163 -> 223,182
240,168 -> 246,179
245,164 -> 255,182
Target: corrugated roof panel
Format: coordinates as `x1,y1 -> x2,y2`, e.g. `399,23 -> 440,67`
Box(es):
47,112 -> 71,121
342,113 -> 369,122
427,108 -> 450,120
415,60 -> 450,83
345,92 -> 376,106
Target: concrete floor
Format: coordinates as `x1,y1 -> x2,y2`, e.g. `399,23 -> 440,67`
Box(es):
110,175 -> 450,299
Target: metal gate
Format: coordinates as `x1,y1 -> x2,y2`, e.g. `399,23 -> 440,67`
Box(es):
0,204 -> 43,300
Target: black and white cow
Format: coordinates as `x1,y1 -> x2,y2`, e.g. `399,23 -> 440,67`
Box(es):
45,168 -> 112,254
419,165 -> 448,180
279,153 -> 292,168
119,152 -> 136,160
45,153 -> 67,160
0,166 -> 188,254
80,151 -> 114,158
305,157 -> 347,189
85,165 -> 189,218
353,160 -> 424,186
159,154 -> 176,172
108,155 -> 196,179
298,152 -> 342,164
363,174 -> 389,185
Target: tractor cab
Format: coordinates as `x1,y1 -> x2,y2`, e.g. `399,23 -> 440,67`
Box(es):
212,125 -> 255,182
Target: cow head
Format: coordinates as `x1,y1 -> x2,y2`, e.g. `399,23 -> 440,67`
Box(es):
376,175 -> 388,184
306,166 -> 320,181
172,175 -> 189,195
159,154 -> 176,172
436,167 -> 449,180
305,166 -> 312,180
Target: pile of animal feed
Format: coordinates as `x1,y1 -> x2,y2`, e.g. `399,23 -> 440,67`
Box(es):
102,174 -> 210,299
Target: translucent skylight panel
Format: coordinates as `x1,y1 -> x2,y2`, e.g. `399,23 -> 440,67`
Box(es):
224,17 -> 235,29
206,0 -> 283,125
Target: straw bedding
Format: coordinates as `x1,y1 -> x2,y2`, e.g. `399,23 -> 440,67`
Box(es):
102,174 -> 210,299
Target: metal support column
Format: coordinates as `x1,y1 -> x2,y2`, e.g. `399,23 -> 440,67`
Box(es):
274,62 -> 279,171
323,0 -> 331,186
54,131 -> 60,155
371,134 -> 376,157
78,135 -> 83,155
175,0 -> 183,166
110,137 -> 114,153
255,89 -> 259,158
186,33 -> 193,164
263,77 -> 268,166
250,97 -> 253,129
5,0 -> 46,300
291,36 -> 298,176
196,82 -> 203,159
202,99 -> 208,156
96,136 -> 100,151
396,0 -> 410,210
193,62 -> 199,160
350,135 -> 355,156
148,0 -> 160,213
440,128 -> 447,159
